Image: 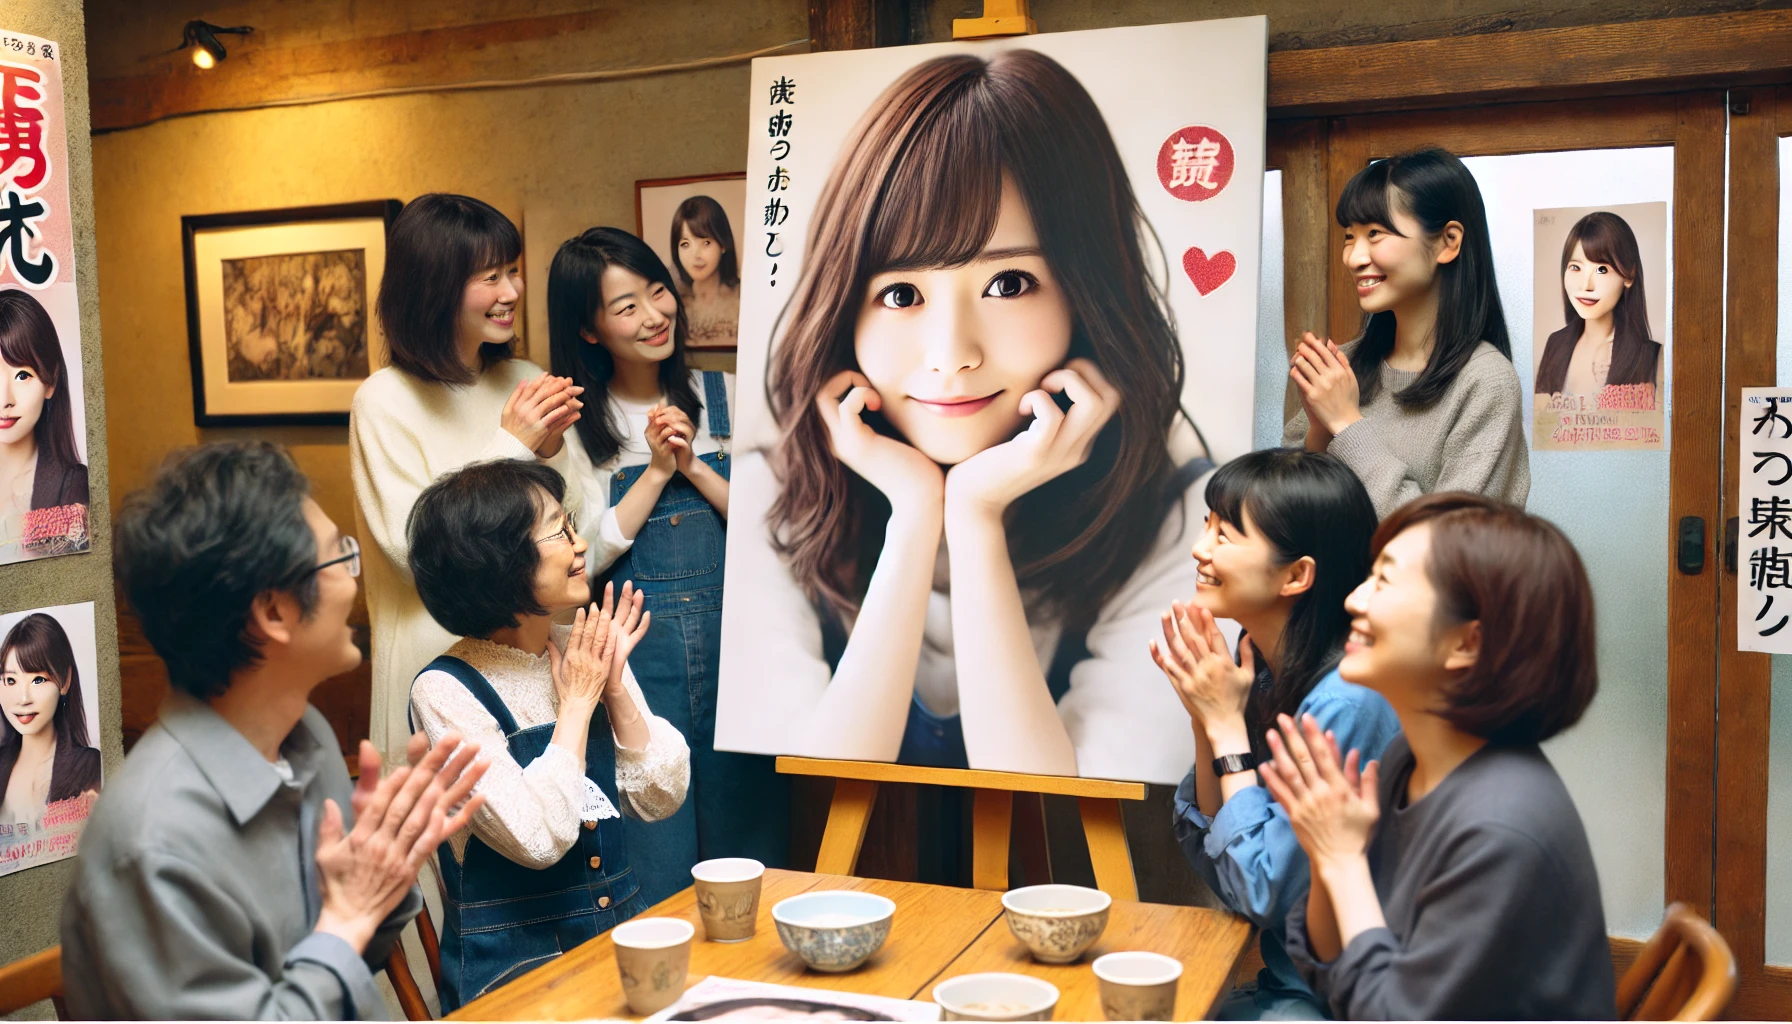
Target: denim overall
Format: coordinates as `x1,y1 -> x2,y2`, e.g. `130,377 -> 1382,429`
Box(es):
602,371 -> 790,910
416,655 -> 646,1013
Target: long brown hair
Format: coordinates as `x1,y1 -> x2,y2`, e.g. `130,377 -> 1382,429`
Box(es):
767,50 -> 1183,630
1534,211 -> 1660,394
669,195 -> 740,291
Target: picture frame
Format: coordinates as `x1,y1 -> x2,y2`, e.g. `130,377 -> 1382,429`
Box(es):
181,199 -> 402,426
635,173 -> 746,351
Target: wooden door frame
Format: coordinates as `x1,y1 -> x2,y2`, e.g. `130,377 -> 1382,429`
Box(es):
1716,83 -> 1792,1020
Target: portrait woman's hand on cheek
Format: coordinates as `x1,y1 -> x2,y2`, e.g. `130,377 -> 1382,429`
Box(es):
1290,333 -> 1362,440
815,369 -> 946,510
943,357 -> 1118,519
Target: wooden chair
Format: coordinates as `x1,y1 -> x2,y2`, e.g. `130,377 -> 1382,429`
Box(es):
0,945 -> 67,1019
779,756 -> 1146,900
386,856 -> 447,1021
1616,902 -> 1736,1021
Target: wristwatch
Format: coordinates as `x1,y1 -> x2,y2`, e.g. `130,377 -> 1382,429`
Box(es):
1212,752 -> 1258,777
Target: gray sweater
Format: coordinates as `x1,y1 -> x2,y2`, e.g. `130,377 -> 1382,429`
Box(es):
1286,736 -> 1616,1020
1283,342 -> 1530,518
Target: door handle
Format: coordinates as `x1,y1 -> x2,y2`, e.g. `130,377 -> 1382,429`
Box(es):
1678,516 -> 1705,575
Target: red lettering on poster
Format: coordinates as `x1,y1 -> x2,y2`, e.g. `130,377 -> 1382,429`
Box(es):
1157,126 -> 1233,202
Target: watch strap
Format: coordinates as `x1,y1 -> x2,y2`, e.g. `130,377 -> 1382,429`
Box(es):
1212,752 -> 1258,777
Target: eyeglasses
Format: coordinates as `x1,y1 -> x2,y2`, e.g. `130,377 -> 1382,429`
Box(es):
309,535 -> 361,579
535,514 -> 575,547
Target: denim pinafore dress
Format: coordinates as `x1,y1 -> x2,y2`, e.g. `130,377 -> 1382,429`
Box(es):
601,371 -> 789,909
417,655 -> 646,1013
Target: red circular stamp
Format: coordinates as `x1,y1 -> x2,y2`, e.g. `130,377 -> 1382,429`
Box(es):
1156,126 -> 1234,202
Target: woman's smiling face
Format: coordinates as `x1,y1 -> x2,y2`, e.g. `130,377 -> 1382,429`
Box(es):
0,651 -> 63,739
0,356 -> 50,446
588,265 -> 679,367
852,176 -> 1073,465
1563,240 -> 1629,322
529,492 -> 591,615
678,225 -> 723,285
458,260 -> 524,351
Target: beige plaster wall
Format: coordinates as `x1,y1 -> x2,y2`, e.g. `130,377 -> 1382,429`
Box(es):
0,0 -> 118,1017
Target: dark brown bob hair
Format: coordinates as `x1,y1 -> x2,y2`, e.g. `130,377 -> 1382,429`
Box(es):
377,193 -> 521,386
1373,492 -> 1598,745
767,49 -> 1183,628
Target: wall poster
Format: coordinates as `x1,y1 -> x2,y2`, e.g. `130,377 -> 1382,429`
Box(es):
636,173 -> 747,351
0,601 -> 100,876
0,31 -> 91,562
1531,201 -> 1670,452
714,18 -> 1267,784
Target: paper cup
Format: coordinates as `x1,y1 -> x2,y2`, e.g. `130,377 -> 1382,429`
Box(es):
1092,951 -> 1182,1021
933,972 -> 1060,1021
692,857 -> 765,942
612,917 -> 695,1015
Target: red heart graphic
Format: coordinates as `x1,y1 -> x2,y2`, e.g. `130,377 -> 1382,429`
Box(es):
1183,247 -> 1236,296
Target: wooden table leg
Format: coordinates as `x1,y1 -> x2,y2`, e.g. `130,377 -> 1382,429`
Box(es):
971,788 -> 1014,891
814,778 -> 878,875
1078,796 -> 1138,902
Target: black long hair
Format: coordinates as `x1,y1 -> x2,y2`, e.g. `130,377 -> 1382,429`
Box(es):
1204,449 -> 1378,761
547,228 -> 703,465
1534,210 -> 1660,394
1336,148 -> 1511,408
0,290 -> 82,470
0,612 -> 97,805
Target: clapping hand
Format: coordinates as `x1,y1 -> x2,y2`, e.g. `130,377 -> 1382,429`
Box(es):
1289,334 -> 1361,439
650,405 -> 699,475
502,375 -> 585,458
1259,713 -> 1380,868
547,597 -> 616,713
1150,602 -> 1254,729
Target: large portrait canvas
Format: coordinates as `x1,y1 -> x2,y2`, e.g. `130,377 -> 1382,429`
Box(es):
715,19 -> 1267,784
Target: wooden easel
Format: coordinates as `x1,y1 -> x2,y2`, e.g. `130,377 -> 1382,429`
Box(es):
777,757 -> 1147,901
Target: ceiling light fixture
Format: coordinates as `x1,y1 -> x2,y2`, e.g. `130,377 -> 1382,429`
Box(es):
179,20 -> 253,69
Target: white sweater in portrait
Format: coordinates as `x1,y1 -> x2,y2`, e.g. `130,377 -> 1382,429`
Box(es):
349,361 -> 618,761
408,627 -> 691,867
715,430 -> 1216,786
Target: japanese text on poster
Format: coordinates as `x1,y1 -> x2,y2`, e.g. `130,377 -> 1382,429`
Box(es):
1741,388 -> 1792,653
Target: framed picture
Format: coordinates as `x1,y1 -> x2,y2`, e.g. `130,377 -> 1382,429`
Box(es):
182,200 -> 402,426
636,173 -> 746,350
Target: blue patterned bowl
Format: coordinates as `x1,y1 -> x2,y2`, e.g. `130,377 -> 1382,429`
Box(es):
771,890 -> 896,972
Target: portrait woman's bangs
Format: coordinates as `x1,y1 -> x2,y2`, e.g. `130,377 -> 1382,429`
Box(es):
769,48 -> 1183,628
0,291 -> 80,469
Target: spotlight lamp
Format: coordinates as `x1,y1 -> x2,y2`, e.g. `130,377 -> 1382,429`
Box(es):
180,20 -> 253,69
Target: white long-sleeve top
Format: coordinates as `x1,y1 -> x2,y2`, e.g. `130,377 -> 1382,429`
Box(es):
408,627 -> 690,868
714,428 -> 1216,786
349,361 -> 620,762
586,370 -> 733,556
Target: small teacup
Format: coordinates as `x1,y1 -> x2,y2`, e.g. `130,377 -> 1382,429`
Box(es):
1001,884 -> 1111,964
693,857 -> 765,942
1092,951 -> 1182,1022
612,917 -> 695,1015
933,972 -> 1060,1021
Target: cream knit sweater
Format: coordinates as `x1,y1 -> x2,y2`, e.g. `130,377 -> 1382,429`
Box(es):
349,361 -> 626,761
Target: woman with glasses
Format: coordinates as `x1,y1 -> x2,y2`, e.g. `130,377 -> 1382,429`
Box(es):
403,458 -> 689,1012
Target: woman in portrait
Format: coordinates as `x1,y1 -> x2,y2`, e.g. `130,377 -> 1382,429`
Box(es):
548,227 -> 786,909
0,290 -> 89,557
720,49 -> 1212,783
669,196 -> 741,349
1282,149 -> 1529,519
350,194 -> 603,761
1533,210 -> 1662,400
0,612 -> 100,829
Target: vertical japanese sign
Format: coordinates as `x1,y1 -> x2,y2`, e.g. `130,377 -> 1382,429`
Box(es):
760,74 -> 795,293
1741,388 -> 1792,653
0,30 -> 90,564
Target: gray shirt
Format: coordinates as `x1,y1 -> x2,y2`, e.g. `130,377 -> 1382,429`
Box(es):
60,692 -> 421,1020
1284,342 -> 1530,518
1286,736 -> 1616,1019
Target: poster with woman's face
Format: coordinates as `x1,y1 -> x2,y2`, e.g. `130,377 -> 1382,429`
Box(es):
1531,201 -> 1669,451
0,31 -> 91,563
0,601 -> 101,876
713,19 -> 1267,784
637,175 -> 747,350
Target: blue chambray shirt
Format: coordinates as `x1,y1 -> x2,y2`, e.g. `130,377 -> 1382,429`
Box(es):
60,691 -> 421,1020
1173,668 -> 1401,1002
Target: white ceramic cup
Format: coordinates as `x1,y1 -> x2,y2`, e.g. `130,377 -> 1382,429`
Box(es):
692,857 -> 765,942
933,972 -> 1061,1022
612,917 -> 696,1015
1092,951 -> 1183,1021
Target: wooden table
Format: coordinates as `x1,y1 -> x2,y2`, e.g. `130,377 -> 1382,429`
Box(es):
450,870 -> 1252,1021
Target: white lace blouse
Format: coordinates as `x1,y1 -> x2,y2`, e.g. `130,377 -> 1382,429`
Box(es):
408,627 -> 691,867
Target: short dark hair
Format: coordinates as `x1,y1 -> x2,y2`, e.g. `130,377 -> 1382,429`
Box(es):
408,460 -> 568,639
378,193 -> 522,386
1374,492 -> 1598,745
113,442 -> 320,701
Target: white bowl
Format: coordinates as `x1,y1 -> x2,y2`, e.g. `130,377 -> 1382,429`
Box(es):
1000,884 -> 1112,963
771,890 -> 896,972
933,972 -> 1060,1021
